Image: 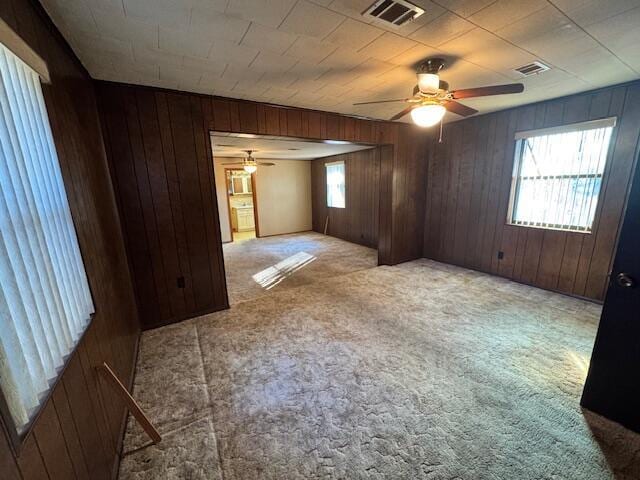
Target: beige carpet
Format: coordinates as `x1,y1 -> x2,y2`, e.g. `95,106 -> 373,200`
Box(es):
118,259 -> 640,479
222,231 -> 378,305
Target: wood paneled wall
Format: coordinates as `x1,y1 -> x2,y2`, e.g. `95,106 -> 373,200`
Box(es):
97,83 -> 229,330
424,82 -> 640,301
96,82 -> 429,325
311,148 -> 381,249
0,1 -> 139,479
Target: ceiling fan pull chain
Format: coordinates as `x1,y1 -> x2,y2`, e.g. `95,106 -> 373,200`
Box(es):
438,118 -> 443,143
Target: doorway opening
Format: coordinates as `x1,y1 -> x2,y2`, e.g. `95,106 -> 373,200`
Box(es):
210,131 -> 383,305
224,168 -> 259,242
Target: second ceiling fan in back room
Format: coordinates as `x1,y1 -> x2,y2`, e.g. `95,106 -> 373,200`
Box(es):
354,58 -> 525,128
221,150 -> 275,174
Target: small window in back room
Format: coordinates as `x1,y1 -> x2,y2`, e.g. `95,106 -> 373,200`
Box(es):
0,41 -> 94,440
507,117 -> 615,233
326,160 -> 345,208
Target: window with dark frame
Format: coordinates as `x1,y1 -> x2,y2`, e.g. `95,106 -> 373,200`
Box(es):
0,42 -> 94,442
507,118 -> 615,233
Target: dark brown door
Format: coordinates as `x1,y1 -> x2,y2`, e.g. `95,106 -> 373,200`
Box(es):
581,156 -> 640,433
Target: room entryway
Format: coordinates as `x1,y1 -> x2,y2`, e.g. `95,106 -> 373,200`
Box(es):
224,168 -> 258,243
210,132 -> 382,306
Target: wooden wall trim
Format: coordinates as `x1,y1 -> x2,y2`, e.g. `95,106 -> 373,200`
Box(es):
424,81 -> 640,301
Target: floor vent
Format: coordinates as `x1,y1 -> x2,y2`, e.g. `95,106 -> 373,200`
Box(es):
514,61 -> 550,77
363,0 -> 424,28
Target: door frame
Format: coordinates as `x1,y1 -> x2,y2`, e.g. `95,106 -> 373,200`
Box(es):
224,167 -> 259,240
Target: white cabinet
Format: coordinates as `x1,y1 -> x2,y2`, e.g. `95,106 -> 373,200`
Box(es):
231,206 -> 255,232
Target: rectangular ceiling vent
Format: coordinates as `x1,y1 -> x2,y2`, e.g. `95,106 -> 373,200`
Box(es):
514,61 -> 551,77
363,0 -> 425,28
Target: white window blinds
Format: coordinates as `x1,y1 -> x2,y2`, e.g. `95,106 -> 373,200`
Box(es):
326,161 -> 345,208
0,42 -> 94,435
508,118 -> 615,233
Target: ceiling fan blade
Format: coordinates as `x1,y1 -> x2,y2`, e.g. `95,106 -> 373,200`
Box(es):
390,105 -> 415,121
221,162 -> 244,165
443,100 -> 478,117
451,83 -> 524,99
259,162 -> 275,166
353,98 -> 408,105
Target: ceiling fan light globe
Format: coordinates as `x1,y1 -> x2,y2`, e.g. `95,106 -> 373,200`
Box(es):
243,164 -> 257,174
411,104 -> 446,127
417,73 -> 440,94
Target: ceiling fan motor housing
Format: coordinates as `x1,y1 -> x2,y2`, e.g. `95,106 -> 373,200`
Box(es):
417,58 -> 446,94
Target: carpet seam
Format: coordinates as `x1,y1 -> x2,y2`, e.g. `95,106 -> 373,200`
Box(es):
194,322 -> 226,480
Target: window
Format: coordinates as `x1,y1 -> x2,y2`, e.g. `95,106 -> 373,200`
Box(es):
326,161 -> 345,208
507,118 -> 615,233
0,42 -> 94,438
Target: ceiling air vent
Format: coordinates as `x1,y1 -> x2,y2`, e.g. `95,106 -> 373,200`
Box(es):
514,61 -> 550,77
363,0 -> 425,28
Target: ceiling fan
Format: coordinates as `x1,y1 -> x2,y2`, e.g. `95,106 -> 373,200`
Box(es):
221,150 -> 275,173
354,58 -> 524,127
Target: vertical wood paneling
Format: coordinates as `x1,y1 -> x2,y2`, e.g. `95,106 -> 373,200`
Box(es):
167,92 -> 215,310
307,111 -> 323,138
278,109 -> 288,135
99,84 -> 231,329
99,85 -> 162,326
391,126 -> 428,263
51,383 -> 90,479
80,330 -> 118,454
0,418 -> 21,480
32,399 -> 76,480
191,96 -> 227,309
311,148 -> 380,249
238,102 -> 258,133
62,353 -> 110,480
212,98 -> 231,131
480,111 -> 511,273
229,101 -> 241,131
0,3 -> 140,479
156,92 -> 198,314
136,89 -> 187,319
377,144 -> 395,265
326,113 -> 341,139
17,435 -> 48,480
424,82 -> 640,300
463,117 -> 490,269
124,88 -> 173,321
452,121 -> 477,262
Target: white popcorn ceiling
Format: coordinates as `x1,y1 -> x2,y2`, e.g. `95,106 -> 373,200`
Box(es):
41,0 -> 640,123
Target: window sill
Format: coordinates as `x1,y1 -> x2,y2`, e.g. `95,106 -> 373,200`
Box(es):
507,222 -> 593,234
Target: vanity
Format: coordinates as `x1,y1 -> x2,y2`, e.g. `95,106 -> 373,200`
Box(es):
231,205 -> 255,232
